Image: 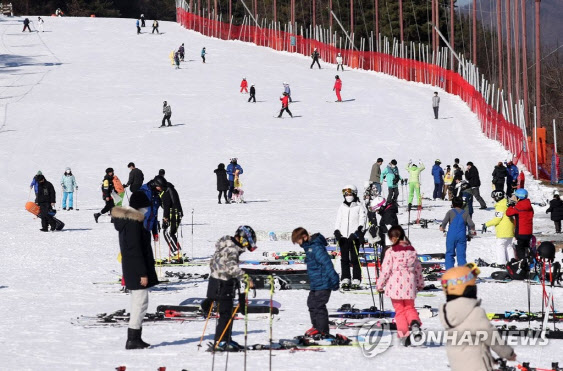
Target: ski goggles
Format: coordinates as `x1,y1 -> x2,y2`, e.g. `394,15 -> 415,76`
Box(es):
441,263 -> 480,289
342,188 -> 356,196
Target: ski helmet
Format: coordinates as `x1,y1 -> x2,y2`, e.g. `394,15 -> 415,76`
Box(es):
441,263 -> 480,296
342,185 -> 357,196
106,167 -> 114,174
335,75 -> 340,79
153,175 -> 168,190
514,188 -> 528,200
491,190 -> 505,202
537,241 -> 556,262
230,157 -> 238,164
554,190 -> 560,197
368,196 -> 386,212
235,225 -> 257,252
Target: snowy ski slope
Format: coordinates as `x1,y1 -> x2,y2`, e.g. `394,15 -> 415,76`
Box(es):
0,16 -> 560,370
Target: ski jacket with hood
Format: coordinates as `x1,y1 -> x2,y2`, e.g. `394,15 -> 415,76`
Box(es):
161,183 -> 183,220
369,162 -> 381,183
209,236 -> 245,282
334,198 -> 367,237
301,234 -> 340,291
126,168 -> 144,192
214,164 -> 230,191
485,198 -> 515,238
432,164 -> 444,183
506,199 -> 534,236
36,180 -> 56,204
333,78 -> 342,91
101,174 -> 115,199
405,163 -> 425,184
240,79 -> 248,88
465,167 -> 481,188
61,174 -> 77,192
506,164 -> 519,183
492,165 -> 508,183
280,95 -> 289,108
546,198 -> 563,222
376,242 -> 424,299
226,163 -> 243,181
139,182 -> 162,235
381,165 -> 401,188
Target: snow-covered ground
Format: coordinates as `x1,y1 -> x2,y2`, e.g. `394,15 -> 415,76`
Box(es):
0,16 -> 561,370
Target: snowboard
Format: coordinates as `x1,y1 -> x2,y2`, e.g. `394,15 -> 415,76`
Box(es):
250,273 -> 310,290
179,297 -> 281,309
25,201 -> 65,230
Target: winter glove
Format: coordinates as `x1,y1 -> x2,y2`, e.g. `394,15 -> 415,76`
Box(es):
334,230 -> 343,241
162,219 -> 169,230
356,226 -> 363,234
369,225 -> 378,238
481,224 -> 487,234
153,234 -> 159,242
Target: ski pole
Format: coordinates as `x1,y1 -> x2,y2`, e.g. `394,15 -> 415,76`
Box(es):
198,301 -> 215,350
191,208 -> 194,259
268,275 -> 275,371
214,303 -> 240,349
243,275 -> 250,371
75,189 -> 79,210
360,242 -> 377,309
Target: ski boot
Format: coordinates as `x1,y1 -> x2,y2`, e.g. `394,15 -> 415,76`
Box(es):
94,213 -> 101,223
409,320 -> 423,343
351,279 -> 361,290
125,328 -> 150,350
212,340 -> 243,352
304,327 -> 320,337
340,279 -> 351,291
68,207 -> 73,211
321,333 -> 351,345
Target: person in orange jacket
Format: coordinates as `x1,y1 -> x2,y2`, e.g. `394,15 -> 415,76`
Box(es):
333,75 -> 342,102
240,78 -> 248,93
277,92 -> 293,118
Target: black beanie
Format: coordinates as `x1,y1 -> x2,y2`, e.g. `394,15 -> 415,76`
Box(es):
106,167 -> 114,174
129,191 -> 150,209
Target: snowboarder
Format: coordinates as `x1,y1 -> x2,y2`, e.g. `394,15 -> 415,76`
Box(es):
381,159 -> 401,203
283,82 -> 292,102
136,19 -> 141,35
376,226 -> 424,346
37,17 -> 44,32
178,43 -> 185,61
277,92 -> 293,118
161,101 -> 172,127
334,185 -> 367,290
201,47 -> 206,63
152,20 -> 159,34
505,189 -> 534,260
30,170 -> 43,196
140,14 -> 146,27
546,190 -> 563,234
405,160 -> 425,208
226,158 -> 243,200
248,84 -> 256,103
94,168 -> 116,223
201,226 -> 257,351
443,165 -> 454,200
113,191 -> 159,350
214,163 -> 230,204
336,52 -> 344,71
161,181 -> 183,258
22,18 -> 31,32
369,158 -> 384,195
491,162 -> 508,191
310,48 -> 321,69
440,197 -> 476,269
439,264 -> 516,370
292,227 -> 340,337
125,162 -> 144,193
505,160 -> 519,197
431,159 -> 444,200
174,51 -> 180,69
464,162 -> 487,209
60,167 -> 77,211
432,92 -> 440,119
35,174 -> 57,232
333,75 -> 342,102
483,190 -> 515,266
139,176 -> 167,240
240,78 -> 248,93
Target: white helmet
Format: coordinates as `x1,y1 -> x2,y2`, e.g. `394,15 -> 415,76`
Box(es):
368,196 -> 386,212
342,185 -> 357,195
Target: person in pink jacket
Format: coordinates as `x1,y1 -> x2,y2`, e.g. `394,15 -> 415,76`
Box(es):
376,225 -> 424,346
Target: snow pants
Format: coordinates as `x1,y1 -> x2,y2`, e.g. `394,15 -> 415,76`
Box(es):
339,238 -> 361,281
391,299 -> 421,338
23,24 -> 31,32
495,237 -> 515,265
337,63 -> 344,71
62,191 -> 74,208
555,220 -> 562,233
101,198 -> 115,215
39,203 -> 56,231
248,93 -> 256,102
218,190 -> 228,203
307,289 -> 331,334
204,277 -> 237,343
162,114 -> 171,126
152,26 -> 159,34
278,107 -> 292,118
335,89 -> 342,102
240,87 -> 248,93
433,106 -> 439,119
310,58 -> 321,69
433,182 -> 443,200
387,187 -> 399,203
445,237 -> 467,269
136,26 -> 141,34
129,289 -> 149,330
514,236 -> 532,260
466,187 -> 487,208
408,182 -> 421,205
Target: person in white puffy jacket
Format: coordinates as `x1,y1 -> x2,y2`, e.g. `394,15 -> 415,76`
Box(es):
336,53 -> 344,71
334,184 -> 367,290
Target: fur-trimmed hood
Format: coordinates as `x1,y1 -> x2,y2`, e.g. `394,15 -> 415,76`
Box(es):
112,206 -> 145,232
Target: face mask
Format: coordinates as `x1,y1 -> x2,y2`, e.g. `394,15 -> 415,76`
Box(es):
345,196 -> 355,203
137,207 -> 149,215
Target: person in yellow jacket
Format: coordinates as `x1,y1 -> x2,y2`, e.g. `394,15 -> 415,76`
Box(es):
443,165 -> 454,201
405,160 -> 425,208
483,190 -> 515,266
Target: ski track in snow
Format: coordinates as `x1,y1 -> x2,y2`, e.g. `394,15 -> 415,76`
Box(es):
0,16 -> 561,370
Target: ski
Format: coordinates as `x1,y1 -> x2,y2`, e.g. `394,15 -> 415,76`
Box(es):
179,297 -> 282,308
157,304 -> 279,315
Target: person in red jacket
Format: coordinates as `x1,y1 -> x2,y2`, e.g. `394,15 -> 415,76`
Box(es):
333,75 -> 342,102
277,92 -> 293,118
240,78 -> 248,93
517,172 -> 525,189
505,188 -> 534,259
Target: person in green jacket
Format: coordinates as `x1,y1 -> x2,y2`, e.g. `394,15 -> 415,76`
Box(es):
405,160 -> 425,208
482,190 -> 515,266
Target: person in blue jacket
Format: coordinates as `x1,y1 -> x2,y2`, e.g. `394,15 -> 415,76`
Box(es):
136,19 -> 141,34
380,159 -> 401,203
432,159 -> 444,200
138,175 -> 166,241
440,197 -> 476,269
292,227 -> 340,337
30,170 -> 43,196
506,160 -> 519,197
60,167 -> 78,210
226,158 -> 243,199
201,47 -> 206,63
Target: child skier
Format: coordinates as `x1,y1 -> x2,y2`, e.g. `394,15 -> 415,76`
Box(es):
214,163 -> 230,204
174,51 -> 180,69
405,160 -> 425,209
94,168 -> 116,223
506,189 -> 534,259
310,47 -> 321,69
376,225 -> 424,346
443,165 -> 453,200
201,47 -> 206,63
161,101 -> 172,127
546,190 -> 563,234
136,19 -> 141,34
336,52 -> 344,71
60,167 -> 77,210
334,185 -> 367,290
37,17 -> 44,32
439,264 -> 516,370
240,78 -> 248,93
333,75 -> 342,102
152,20 -> 159,34
248,84 -> 256,103
277,92 -> 293,118
178,43 -> 185,61
292,227 -> 340,338
483,190 -> 515,266
440,197 -> 476,269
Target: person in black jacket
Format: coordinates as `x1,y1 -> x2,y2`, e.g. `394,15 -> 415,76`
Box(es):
125,162 -> 144,193
35,174 -> 57,231
310,48 -> 321,69
113,191 -> 159,349
214,163 -> 230,204
22,18 -> 31,32
546,191 -> 563,233
248,84 -> 256,103
491,162 -> 508,191
94,168 -> 115,223
464,162 -> 487,209
378,200 -> 399,262
161,182 -> 183,257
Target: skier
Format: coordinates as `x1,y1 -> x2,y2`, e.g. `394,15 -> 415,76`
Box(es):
334,185 -> 367,290
113,191 -> 158,350
546,190 -> 563,234
440,197 -> 476,269
333,75 -> 342,102
136,19 -> 141,35
247,84 -> 256,103
161,101 -> 172,127
277,92 -> 293,118
35,174 -> 57,232
443,165 -> 453,200
240,78 -> 248,93
22,18 -> 31,32
491,161 -> 508,191
439,264 -> 516,370
381,159 -> 401,203
125,162 -> 144,193
431,159 -> 444,200
483,190 -> 515,266
152,20 -> 159,34
369,158 -> 384,195
178,43 -> 185,61
336,52 -> 344,71
405,160 -> 425,208
30,170 -> 43,196
201,47 -> 206,63
378,200 -> 399,261
283,82 -> 292,102
505,189 -> 534,260
201,226 -> 257,351
139,176 -> 167,240
94,168 -> 116,223
292,227 -> 340,338
310,47 -> 321,69
60,167 -> 77,211
226,158 -> 243,200
505,160 -> 519,197
161,181 -> 183,259
376,226 -> 424,346
37,17 -> 44,32
432,91 -> 440,119
140,14 -> 146,27
174,51 -> 180,69
214,163 -> 230,204
464,162 -> 487,209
